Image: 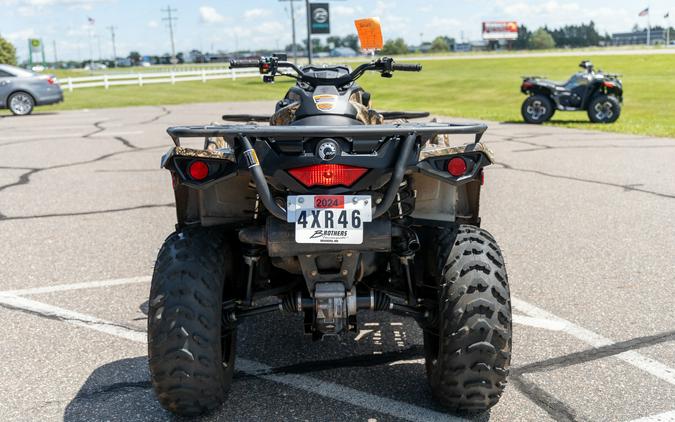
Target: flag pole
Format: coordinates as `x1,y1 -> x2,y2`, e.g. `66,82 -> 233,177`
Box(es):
647,5 -> 651,45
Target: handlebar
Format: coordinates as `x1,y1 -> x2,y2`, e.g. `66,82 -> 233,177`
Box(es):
392,63 -> 422,72
229,56 -> 422,87
229,59 -> 260,68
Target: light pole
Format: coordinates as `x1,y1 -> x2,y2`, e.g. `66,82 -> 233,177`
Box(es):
305,0 -> 313,64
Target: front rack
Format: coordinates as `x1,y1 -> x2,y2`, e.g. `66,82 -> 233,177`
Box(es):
166,122 -> 488,147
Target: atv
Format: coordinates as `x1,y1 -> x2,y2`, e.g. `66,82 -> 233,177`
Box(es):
520,60 -> 623,124
148,54 -> 512,416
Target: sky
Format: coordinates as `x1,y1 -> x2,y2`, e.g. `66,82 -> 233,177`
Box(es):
0,0 -> 673,62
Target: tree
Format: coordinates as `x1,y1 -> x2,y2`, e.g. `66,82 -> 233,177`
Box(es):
528,28 -> 555,49
381,38 -> 408,55
342,34 -> 359,51
128,51 -> 141,65
0,35 -> 17,65
514,25 -> 531,49
430,36 -> 450,52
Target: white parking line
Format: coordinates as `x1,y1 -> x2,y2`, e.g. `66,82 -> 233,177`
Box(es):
238,359 -> 465,422
0,294 -> 145,343
3,275 -> 675,415
512,297 -> 675,386
0,276 -> 150,296
0,292 -> 466,422
628,409 -> 675,421
512,314 -> 566,331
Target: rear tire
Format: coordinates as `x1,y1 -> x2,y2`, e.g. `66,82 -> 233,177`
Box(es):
587,95 -> 621,123
521,95 -> 553,124
8,91 -> 34,116
423,225 -> 512,411
148,227 -> 237,416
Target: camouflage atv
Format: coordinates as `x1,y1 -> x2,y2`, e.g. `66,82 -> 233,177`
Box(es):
148,55 -> 512,416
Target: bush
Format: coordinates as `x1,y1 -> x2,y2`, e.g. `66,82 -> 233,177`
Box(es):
528,28 -> 556,49
0,36 -> 17,65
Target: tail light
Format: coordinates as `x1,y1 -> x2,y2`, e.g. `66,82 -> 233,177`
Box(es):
288,164 -> 368,187
47,76 -> 56,85
188,160 -> 209,180
522,81 -> 534,89
602,81 -> 615,88
447,157 -> 468,177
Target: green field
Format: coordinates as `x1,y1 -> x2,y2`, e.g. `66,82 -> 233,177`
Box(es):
29,53 -> 675,138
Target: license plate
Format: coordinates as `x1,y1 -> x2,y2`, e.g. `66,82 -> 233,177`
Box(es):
287,195 -> 372,244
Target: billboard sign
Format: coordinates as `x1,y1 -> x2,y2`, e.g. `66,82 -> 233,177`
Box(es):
310,3 -> 330,34
482,21 -> 518,40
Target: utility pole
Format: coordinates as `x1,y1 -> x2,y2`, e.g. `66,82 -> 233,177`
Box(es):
161,5 -> 178,64
279,0 -> 299,63
107,26 -> 117,67
52,40 -> 58,64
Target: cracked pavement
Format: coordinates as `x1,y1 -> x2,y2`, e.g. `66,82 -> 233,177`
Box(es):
0,102 -> 674,422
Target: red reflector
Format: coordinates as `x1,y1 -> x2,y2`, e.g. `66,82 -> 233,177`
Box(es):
603,81 -> 615,88
288,164 -> 368,187
447,157 -> 467,177
188,160 -> 209,180
522,81 -> 533,89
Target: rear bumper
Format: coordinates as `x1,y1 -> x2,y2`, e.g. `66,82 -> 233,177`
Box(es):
35,89 -> 64,106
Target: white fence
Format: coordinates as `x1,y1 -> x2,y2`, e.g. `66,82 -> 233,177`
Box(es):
61,68 -> 261,91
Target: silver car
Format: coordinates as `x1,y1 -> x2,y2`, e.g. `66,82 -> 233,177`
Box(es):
0,64 -> 64,115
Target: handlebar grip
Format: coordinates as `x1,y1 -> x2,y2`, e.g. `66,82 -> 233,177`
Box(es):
229,59 -> 260,68
392,63 -> 422,72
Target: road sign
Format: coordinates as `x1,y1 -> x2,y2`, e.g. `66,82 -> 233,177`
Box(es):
29,38 -> 42,53
310,3 -> 330,34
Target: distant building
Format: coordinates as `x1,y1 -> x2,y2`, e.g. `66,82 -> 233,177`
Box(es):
329,47 -> 358,57
611,28 -> 668,45
453,42 -> 472,52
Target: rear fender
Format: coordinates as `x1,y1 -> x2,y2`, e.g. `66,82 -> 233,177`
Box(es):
161,146 -> 251,228
416,141 -> 493,185
161,146 -> 238,189
411,141 -> 493,226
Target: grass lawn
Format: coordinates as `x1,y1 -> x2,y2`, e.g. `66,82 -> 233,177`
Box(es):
27,53 -> 675,138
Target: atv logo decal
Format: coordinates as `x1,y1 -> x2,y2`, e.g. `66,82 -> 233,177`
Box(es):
313,94 -> 338,111
317,139 -> 339,161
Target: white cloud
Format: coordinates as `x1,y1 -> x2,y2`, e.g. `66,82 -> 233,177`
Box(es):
5,28 -> 36,41
244,8 -> 271,19
199,6 -> 226,24
147,20 -> 159,29
332,5 -> 362,17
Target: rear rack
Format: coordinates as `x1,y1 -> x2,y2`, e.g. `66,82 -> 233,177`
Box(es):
166,122 -> 487,147
165,122 -> 488,221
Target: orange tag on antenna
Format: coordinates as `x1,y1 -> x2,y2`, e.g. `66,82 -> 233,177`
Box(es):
354,18 -> 383,50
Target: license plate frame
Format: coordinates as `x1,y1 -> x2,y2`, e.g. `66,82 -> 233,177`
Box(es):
287,195 -> 372,244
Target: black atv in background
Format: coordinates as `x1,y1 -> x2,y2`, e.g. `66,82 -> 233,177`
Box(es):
148,55 -> 512,416
520,60 -> 623,124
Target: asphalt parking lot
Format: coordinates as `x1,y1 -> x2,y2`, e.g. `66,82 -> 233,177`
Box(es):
0,102 -> 674,422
